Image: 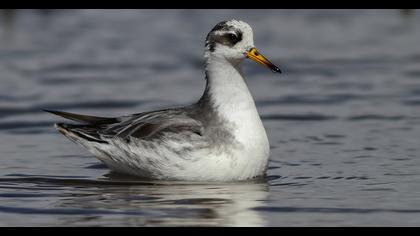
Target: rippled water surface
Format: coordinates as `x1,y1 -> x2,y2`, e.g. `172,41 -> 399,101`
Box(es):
1,9 -> 420,226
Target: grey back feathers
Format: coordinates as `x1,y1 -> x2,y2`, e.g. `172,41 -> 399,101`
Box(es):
102,108 -> 204,140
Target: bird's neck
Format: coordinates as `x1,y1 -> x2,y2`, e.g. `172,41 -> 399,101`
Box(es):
198,54 -> 269,157
199,55 -> 258,118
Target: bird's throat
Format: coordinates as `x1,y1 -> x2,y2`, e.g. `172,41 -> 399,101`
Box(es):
202,56 -> 258,119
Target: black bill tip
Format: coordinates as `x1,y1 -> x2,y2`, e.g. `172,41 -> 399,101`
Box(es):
271,66 -> 282,74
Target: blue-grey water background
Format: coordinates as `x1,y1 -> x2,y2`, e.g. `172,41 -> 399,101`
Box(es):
0,9 -> 420,226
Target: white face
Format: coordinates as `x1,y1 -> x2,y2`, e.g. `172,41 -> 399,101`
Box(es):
205,20 -> 255,61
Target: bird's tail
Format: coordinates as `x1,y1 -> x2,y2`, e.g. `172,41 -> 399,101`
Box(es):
44,110 -> 111,145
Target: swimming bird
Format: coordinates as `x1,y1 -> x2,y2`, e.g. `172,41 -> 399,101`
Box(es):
45,19 -> 281,181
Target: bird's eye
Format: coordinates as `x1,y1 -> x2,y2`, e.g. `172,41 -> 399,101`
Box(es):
227,33 -> 239,43
228,33 -> 237,40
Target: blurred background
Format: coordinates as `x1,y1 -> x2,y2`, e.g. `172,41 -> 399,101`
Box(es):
0,9 -> 420,226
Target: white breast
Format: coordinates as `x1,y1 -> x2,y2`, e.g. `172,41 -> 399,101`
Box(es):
201,56 -> 270,180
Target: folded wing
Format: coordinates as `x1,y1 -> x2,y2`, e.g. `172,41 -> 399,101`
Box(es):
44,108 -> 203,143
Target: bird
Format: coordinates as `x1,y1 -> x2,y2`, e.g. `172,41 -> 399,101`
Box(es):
44,19 -> 281,182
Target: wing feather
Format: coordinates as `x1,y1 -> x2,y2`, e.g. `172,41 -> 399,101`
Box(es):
102,109 -> 203,140
45,107 -> 203,142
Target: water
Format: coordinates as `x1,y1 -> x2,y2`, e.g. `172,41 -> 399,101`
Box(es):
1,9 -> 420,226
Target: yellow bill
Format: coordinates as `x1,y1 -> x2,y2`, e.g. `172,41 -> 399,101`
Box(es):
246,47 -> 281,73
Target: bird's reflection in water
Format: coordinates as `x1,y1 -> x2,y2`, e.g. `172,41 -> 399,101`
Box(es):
55,171 -> 270,226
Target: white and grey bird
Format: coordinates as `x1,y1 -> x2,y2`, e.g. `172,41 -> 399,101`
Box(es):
45,19 -> 281,182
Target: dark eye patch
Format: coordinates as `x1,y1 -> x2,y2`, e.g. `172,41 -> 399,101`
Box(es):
205,27 -> 243,52
212,30 -> 243,47
226,32 -> 242,44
